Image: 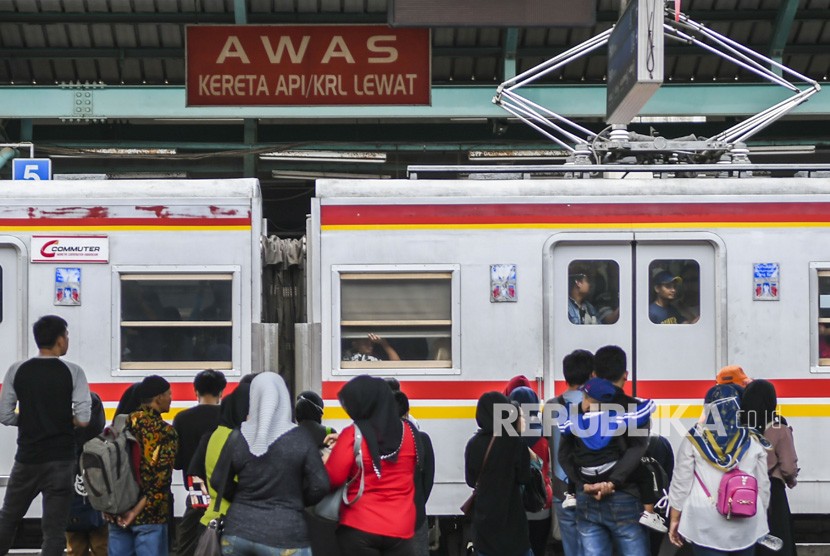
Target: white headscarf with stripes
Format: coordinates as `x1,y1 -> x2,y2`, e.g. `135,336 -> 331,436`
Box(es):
241,372 -> 295,457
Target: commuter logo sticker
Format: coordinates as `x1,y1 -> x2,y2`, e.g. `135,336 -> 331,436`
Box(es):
31,236 -> 109,263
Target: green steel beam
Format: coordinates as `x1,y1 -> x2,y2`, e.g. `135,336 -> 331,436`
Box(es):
770,0 -> 799,69
0,12 -> 387,24
234,0 -> 248,25
0,84 -> 827,120
1,9 -> 826,24
4,44 -> 826,61
243,119 -> 257,177
503,28 -> 519,81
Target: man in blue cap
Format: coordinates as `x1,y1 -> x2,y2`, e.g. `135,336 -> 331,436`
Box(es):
649,270 -> 688,324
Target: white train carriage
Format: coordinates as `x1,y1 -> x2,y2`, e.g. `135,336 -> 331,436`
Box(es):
302,175 -> 830,517
0,178 -> 267,517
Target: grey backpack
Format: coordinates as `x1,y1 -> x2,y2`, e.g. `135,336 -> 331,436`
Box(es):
80,413 -> 142,515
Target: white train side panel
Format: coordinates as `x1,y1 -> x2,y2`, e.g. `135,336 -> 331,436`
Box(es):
307,177 -> 830,515
0,179 -> 263,517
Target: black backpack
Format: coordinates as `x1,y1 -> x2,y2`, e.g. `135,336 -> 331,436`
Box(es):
641,435 -> 672,516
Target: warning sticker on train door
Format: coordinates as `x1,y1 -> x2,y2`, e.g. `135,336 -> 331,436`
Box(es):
753,262 -> 779,301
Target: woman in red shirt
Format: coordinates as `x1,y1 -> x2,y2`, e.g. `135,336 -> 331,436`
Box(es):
326,375 -> 418,556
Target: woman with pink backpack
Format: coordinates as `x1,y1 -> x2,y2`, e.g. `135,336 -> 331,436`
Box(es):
667,384 -> 771,555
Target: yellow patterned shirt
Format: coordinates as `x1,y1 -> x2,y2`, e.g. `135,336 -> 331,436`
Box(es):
129,407 -> 178,525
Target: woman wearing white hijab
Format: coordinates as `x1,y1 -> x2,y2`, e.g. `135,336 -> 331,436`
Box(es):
217,372 -> 330,555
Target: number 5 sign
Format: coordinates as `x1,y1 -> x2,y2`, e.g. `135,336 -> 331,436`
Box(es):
12,158 -> 52,181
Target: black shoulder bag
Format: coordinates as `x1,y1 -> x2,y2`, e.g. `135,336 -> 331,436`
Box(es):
195,429 -> 240,556
460,436 -> 496,517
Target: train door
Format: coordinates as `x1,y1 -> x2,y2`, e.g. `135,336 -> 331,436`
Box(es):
0,240 -> 25,495
546,233 -> 720,397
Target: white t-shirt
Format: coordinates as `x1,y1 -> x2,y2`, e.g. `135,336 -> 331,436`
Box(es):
668,431 -> 770,551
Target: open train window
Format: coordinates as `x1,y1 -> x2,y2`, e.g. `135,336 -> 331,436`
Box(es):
567,260 -> 619,325
118,273 -> 234,371
336,267 -> 458,373
818,270 -> 830,367
648,260 -> 700,325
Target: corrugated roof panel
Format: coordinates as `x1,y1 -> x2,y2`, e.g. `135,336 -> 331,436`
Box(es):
431,57 -> 451,82
89,24 -> 116,48
141,58 -> 166,83
159,24 -> 182,48
52,59 -> 76,83
202,0 -> 232,13
0,25 -> 24,47
39,0 -> 62,11
66,24 -> 93,48
21,24 -> 48,48
113,24 -> 138,48
796,19 -> 825,44
296,0 -> 320,14
320,0 -> 342,12
136,24 -> 164,48
807,55 -> 828,78
62,0 -> 89,10
116,0 -> 143,11
73,58 -> 99,82
97,58 -> 121,83
165,58 -> 185,82
120,58 -> 143,83
7,59 -> 31,84
29,59 -> 53,84
521,28 -> 547,48
272,0 -> 295,12
473,57 -> 498,82
43,23 -> 69,48
432,28 -> 454,48
87,0 -> 113,11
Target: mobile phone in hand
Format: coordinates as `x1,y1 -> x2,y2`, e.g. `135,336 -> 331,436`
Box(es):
187,476 -> 211,508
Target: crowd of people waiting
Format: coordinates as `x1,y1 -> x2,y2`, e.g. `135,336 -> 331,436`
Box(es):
470,348 -> 799,556
0,315 -> 801,556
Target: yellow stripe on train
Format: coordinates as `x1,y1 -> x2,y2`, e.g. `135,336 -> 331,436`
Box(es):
104,402 -> 829,424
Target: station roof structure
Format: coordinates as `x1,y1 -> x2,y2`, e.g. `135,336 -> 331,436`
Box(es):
0,0 -> 828,232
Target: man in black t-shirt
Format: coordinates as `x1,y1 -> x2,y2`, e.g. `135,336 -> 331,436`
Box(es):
172,369 -> 226,556
0,315 -> 91,556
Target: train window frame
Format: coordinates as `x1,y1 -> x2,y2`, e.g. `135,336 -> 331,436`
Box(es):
111,265 -> 241,376
811,263 -> 830,372
331,264 -> 461,376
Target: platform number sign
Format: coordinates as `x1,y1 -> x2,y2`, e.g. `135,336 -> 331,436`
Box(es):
12,158 -> 52,181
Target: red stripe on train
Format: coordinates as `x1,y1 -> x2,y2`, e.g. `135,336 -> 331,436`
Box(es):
2,377 -> 822,403
0,217 -> 251,227
321,202 -> 830,226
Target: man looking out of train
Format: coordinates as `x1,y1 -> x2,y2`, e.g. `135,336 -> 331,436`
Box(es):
568,264 -> 599,324
0,315 -> 92,556
649,271 -> 697,325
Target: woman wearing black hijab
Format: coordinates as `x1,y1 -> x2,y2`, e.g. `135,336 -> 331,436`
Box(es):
741,379 -> 799,556
325,375 -> 419,556
465,391 -> 532,556
295,390 -> 337,448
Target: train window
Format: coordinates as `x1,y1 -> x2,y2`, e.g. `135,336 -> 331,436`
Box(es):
119,273 -> 233,371
567,260 -> 619,325
338,271 -> 454,370
648,260 -> 700,325
818,271 -> 830,367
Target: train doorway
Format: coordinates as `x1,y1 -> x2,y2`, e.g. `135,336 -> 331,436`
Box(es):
546,233 -> 721,398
